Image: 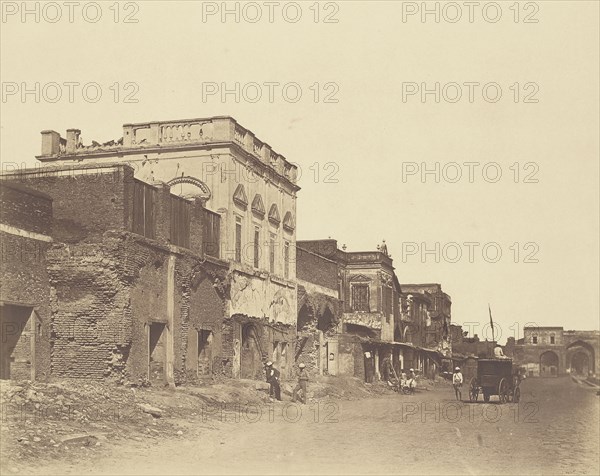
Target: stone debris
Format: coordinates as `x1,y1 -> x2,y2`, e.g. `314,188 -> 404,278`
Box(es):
1,373 -> 419,468
137,403 -> 164,418
61,435 -> 99,446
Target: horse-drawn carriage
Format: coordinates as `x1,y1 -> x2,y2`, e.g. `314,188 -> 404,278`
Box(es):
468,358 -> 521,403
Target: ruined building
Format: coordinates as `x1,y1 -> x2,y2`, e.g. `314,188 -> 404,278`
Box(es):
397,284 -> 453,377
2,164 -> 227,384
296,239 -> 406,382
1,116 -> 300,382
0,182 -> 53,380
295,242 -> 341,376
400,284 -> 451,353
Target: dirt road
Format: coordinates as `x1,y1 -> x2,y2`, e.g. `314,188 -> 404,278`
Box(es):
9,377 -> 600,475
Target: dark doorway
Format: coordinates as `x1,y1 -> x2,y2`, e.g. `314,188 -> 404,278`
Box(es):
0,305 -> 33,380
198,330 -> 213,376
363,346 -> 375,383
240,324 -> 262,380
567,340 -> 595,375
149,323 -> 166,383
297,304 -> 312,331
540,351 -> 559,377
318,307 -> 335,333
571,352 -> 590,375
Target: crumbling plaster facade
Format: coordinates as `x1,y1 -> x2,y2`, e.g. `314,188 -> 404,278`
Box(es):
2,164 -> 229,384
27,116 -> 300,380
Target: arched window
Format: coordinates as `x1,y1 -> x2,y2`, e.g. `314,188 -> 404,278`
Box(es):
167,176 -> 211,201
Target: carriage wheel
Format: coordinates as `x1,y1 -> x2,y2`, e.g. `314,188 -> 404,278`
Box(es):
469,378 -> 479,402
498,378 -> 509,404
513,386 -> 521,403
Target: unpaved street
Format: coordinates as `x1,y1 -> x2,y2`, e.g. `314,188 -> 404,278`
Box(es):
11,377 -> 599,475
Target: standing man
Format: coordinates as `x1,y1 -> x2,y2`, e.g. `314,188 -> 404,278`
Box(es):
292,363 -> 309,404
452,366 -> 463,401
382,352 -> 394,385
407,368 -> 417,393
265,361 -> 282,401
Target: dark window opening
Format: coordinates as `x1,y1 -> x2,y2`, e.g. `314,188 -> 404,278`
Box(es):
269,234 -> 276,274
284,241 -> 290,278
202,209 -> 221,258
132,180 -> 156,239
254,228 -> 260,268
235,217 -> 242,262
352,284 -> 370,312
170,195 -> 190,248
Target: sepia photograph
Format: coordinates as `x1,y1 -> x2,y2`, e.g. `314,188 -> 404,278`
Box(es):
0,1 -> 599,475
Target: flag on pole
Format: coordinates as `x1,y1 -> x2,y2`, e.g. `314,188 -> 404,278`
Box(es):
488,303 -> 495,343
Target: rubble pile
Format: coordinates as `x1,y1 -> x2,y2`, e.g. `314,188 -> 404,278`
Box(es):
0,380 -> 183,466
0,374 -> 414,470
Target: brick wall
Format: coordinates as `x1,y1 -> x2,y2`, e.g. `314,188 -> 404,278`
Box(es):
0,181 -> 52,235
1,234 -> 52,380
48,233 -> 227,382
2,164 -> 228,382
47,237 -> 132,379
5,166 -> 132,243
178,261 -> 225,382
296,240 -> 338,260
295,330 -> 318,375
222,315 -> 296,380
296,245 -> 338,291
0,183 -> 53,381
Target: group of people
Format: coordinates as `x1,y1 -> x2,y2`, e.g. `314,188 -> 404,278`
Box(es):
383,350 -> 465,401
264,345 -> 509,404
381,353 -> 419,392
264,361 -> 308,404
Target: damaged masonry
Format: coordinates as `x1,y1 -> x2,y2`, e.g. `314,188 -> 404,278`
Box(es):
1,116 -> 455,386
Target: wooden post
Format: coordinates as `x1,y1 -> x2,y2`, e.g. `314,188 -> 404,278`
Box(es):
166,255 -> 176,387
29,310 -> 36,381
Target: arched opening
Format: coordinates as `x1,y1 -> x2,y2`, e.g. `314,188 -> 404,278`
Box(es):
567,340 -> 595,375
297,303 -> 312,331
540,351 -> 559,377
317,307 -> 335,333
571,352 -> 590,375
240,323 -> 263,380
187,271 -> 223,376
167,176 -> 211,202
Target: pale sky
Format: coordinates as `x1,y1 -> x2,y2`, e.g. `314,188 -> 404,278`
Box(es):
1,1 -> 598,340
